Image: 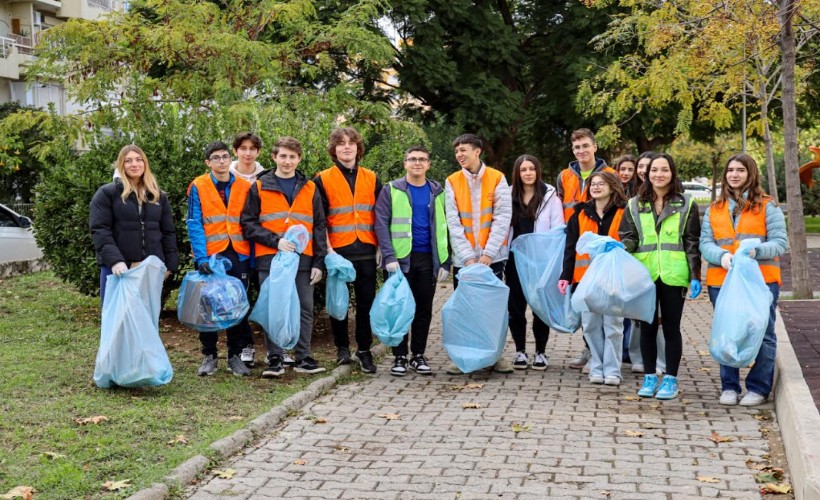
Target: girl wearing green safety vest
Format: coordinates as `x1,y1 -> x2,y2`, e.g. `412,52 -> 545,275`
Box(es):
374,145 -> 451,377
619,153 -> 702,401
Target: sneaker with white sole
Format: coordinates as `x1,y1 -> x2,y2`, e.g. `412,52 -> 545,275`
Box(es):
739,391 -> 767,406
228,354 -> 251,376
720,390 -> 739,405
513,352 -> 529,370
589,375 -> 604,384
492,358 -> 514,374
532,353 -> 548,371
294,357 -> 326,374
631,363 -> 645,373
282,354 -> 296,368
409,354 -> 432,375
240,346 -> 255,368
198,354 -> 217,376
391,356 -> 408,377
262,355 -> 285,378
568,347 -> 591,369
604,376 -> 621,386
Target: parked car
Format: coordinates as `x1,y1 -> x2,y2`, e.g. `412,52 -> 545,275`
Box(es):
0,203 -> 43,263
683,182 -> 713,200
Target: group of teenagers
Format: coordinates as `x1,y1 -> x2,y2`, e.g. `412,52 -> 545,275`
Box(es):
89,126 -> 786,406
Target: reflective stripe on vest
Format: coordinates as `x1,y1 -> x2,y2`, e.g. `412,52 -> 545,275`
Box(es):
560,166 -> 617,222
389,183 -> 449,263
705,198 -> 781,286
447,167 -> 508,251
192,174 -> 251,257
573,208 -> 624,283
629,195 -> 692,287
254,179 -> 316,257
319,167 -> 377,248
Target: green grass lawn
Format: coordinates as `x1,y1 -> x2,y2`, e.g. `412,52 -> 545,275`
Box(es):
806,215 -> 820,234
0,272 -> 339,499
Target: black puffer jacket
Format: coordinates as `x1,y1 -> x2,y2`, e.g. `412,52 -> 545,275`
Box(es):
89,180 -> 179,271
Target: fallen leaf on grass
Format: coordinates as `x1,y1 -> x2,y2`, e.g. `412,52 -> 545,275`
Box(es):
754,468 -> 785,483
75,415 -> 108,425
451,383 -> 484,391
166,435 -> 188,446
511,423 -> 531,433
377,413 -> 401,420
228,415 -> 243,421
623,395 -> 641,401
708,431 -> 734,443
40,451 -> 66,460
623,430 -> 644,437
293,459 -> 306,465
102,479 -> 131,491
760,483 -> 792,494
213,469 -> 236,479
697,476 -> 720,483
1,486 -> 35,499
462,402 -> 482,409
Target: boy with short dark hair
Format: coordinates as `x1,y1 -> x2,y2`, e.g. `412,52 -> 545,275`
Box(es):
187,141 -> 254,377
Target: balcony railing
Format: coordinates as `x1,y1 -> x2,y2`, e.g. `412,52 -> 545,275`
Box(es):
0,36 -> 15,58
7,34 -> 33,55
88,0 -> 113,10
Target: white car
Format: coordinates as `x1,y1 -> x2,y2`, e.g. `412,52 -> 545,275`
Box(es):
0,203 -> 43,263
682,182 -> 713,200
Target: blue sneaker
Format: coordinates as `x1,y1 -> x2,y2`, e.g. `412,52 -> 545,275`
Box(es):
637,374 -> 659,397
655,375 -> 679,400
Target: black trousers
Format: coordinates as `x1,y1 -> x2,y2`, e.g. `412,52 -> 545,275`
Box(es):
199,247 -> 253,358
392,252 -> 436,357
452,261 -> 505,289
331,258 -> 376,352
506,254 -> 549,353
639,279 -> 686,377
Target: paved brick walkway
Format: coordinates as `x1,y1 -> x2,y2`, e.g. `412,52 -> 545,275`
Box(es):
188,291 -> 781,499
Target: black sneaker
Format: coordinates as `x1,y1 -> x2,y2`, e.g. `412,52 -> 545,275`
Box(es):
409,354 -> 432,375
336,347 -> 352,366
282,353 -> 296,368
262,355 -> 285,378
513,351 -> 529,370
357,350 -> 376,374
294,357 -> 326,374
391,356 -> 408,377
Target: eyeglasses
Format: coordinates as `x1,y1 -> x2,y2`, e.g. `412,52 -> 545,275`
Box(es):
405,157 -> 430,164
572,143 -> 594,152
208,154 -> 232,163
589,182 -> 607,188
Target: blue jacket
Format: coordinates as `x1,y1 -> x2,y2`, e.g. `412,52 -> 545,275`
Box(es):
699,197 -> 787,266
186,172 -> 249,266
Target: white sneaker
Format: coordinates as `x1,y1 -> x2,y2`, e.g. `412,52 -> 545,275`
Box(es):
513,351 -> 529,370
282,354 -> 296,368
739,392 -> 767,406
631,363 -> 645,373
240,347 -> 255,368
589,375 -> 604,384
604,376 -> 621,386
532,353 -> 548,371
568,348 -> 591,369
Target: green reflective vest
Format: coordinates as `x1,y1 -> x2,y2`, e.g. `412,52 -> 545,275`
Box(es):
629,195 -> 692,287
389,183 -> 448,263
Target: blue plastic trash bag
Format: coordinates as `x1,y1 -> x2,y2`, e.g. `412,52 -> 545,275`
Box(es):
370,272 -> 417,347
710,239 -> 773,368
94,256 -> 173,388
177,254 -> 249,332
442,265 -> 510,373
249,225 -> 309,350
325,253 -> 356,320
571,232 -> 656,322
511,227 -> 581,333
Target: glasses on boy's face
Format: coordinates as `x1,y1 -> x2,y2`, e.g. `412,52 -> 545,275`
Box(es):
405,157 -> 430,164
589,182 -> 607,188
209,154 -> 232,163
572,143 -> 593,152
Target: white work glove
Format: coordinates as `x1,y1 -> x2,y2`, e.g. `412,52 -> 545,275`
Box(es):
111,262 -> 128,276
309,267 -> 323,285
375,250 -> 382,267
720,252 -> 733,270
385,261 -> 400,274
277,238 -> 296,252
437,267 -> 450,283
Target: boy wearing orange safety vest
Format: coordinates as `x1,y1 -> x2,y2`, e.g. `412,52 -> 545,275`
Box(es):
557,128 -> 617,370
187,141 -> 254,377
444,133 -> 513,375
313,127 -> 382,374
241,137 -> 328,378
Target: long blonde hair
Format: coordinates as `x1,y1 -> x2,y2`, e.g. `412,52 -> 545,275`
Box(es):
116,145 -> 160,204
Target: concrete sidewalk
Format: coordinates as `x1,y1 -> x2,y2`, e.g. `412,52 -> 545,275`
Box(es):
188,292 -> 784,499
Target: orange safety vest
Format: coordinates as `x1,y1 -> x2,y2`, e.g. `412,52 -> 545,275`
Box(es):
573,208 -> 624,283
254,179 -> 316,257
319,166 -> 377,248
705,198 -> 781,286
560,166 -> 617,221
447,167 -> 509,251
191,174 -> 251,257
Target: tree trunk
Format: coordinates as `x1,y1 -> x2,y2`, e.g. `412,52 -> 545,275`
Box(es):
760,97 -> 779,204
780,0 -> 813,299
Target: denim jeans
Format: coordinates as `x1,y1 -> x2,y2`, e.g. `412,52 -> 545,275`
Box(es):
581,311 -> 624,379
709,283 -> 780,397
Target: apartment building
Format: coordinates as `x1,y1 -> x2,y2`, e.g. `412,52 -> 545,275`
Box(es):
0,0 -> 123,114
